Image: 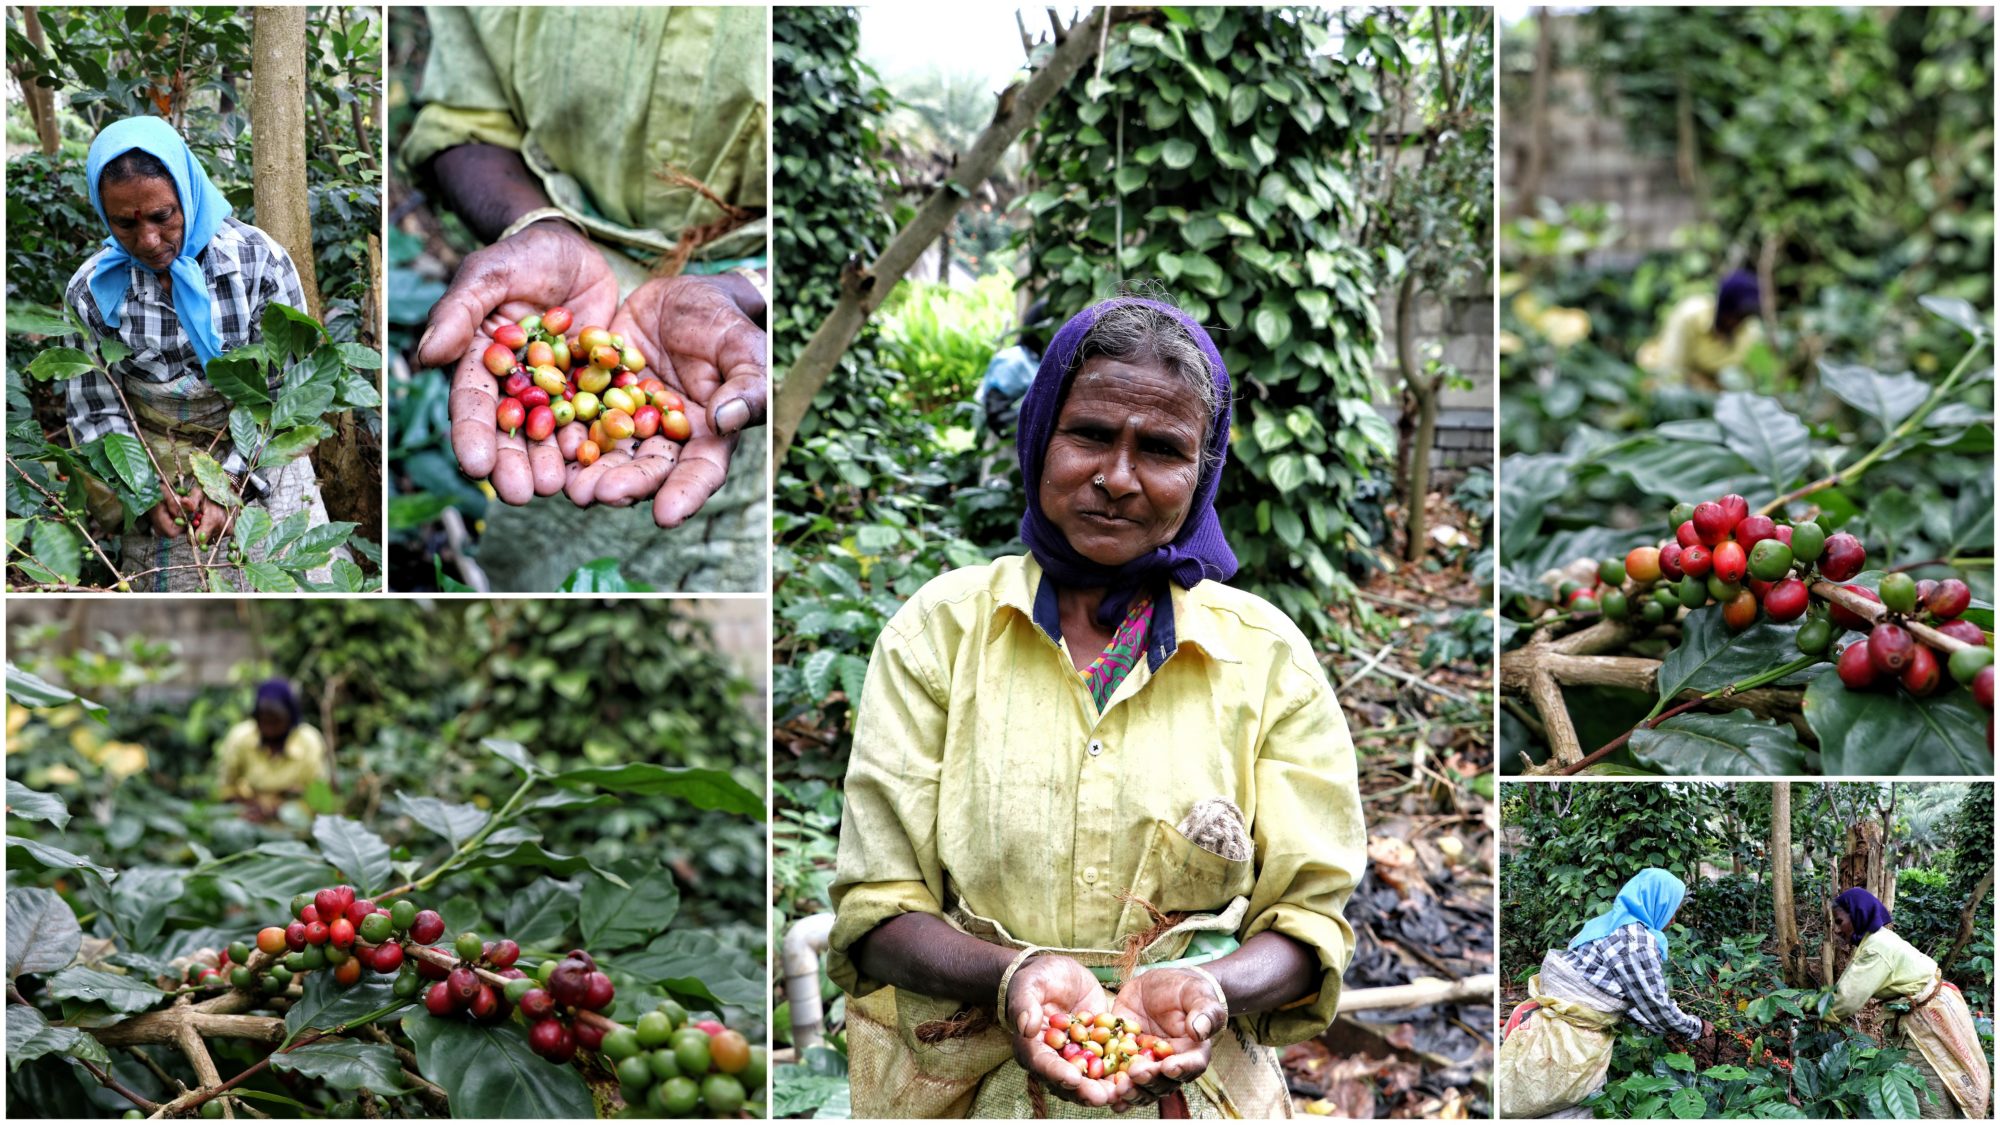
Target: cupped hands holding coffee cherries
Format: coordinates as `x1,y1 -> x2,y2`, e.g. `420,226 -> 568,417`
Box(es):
1006,954 -> 1227,1112
416,219 -> 767,529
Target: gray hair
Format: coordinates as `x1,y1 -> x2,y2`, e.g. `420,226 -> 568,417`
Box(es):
1063,302 -> 1222,477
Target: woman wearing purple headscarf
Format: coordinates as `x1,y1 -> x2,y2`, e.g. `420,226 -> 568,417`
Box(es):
214,680 -> 329,821
1827,888 -> 1988,1118
827,298 -> 1366,1118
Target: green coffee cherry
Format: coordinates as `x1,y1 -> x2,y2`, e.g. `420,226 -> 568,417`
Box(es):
1598,558 -> 1627,586
359,913 -> 395,944
1789,521 -> 1826,563
1748,540 -> 1793,583
227,941 -> 251,964
603,1028 -> 642,1060
1600,590 -> 1629,620
389,900 -> 417,931
1879,572 -> 1918,615
455,933 -> 484,962
1670,502 -> 1696,530
1796,618 -> 1833,656
1707,576 -> 1741,603
1677,575 -> 1709,608
637,1009 -> 674,1047
617,1055 -> 655,1090
1948,645 -> 1993,685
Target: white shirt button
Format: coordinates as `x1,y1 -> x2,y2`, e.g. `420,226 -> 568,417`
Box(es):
1083,867 -> 1098,884
1087,740 -> 1103,757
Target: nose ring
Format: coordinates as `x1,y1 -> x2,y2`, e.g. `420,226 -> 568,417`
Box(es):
1093,474 -> 1106,487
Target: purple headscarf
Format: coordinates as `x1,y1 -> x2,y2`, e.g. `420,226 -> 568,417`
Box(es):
1834,887 -> 1892,944
1015,298 -> 1237,626
1717,270 -> 1761,324
254,679 -> 300,732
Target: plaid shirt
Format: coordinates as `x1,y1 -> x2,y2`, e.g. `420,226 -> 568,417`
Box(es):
1557,923 -> 1704,1039
63,217 -> 305,499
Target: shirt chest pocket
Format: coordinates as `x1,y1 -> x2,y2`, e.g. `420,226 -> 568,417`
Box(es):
1114,818 -> 1254,939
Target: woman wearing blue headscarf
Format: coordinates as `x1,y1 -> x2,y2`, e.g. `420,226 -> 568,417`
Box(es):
63,116 -> 338,592
827,297 -> 1366,1118
1499,868 -> 1714,1117
1826,888 -> 1988,1118
213,679 -> 330,823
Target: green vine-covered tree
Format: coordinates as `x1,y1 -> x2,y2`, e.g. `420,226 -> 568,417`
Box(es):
1019,5 -> 1407,640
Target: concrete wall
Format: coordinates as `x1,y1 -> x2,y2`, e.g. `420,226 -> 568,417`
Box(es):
1373,286 -> 1496,475
1501,15 -> 1703,262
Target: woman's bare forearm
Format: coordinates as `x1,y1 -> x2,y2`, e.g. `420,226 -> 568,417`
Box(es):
1202,931 -> 1320,1016
849,912 -> 1017,1007
426,143 -> 556,244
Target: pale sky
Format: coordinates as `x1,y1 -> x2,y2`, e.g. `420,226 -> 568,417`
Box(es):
858,4 -> 1088,89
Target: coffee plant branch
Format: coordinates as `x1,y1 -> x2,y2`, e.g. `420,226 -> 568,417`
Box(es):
773,5 -> 1116,460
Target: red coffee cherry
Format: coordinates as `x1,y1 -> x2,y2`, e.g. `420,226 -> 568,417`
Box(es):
1974,665 -> 1994,710
1934,619 -> 1987,647
345,900 -> 376,927
1712,540 -> 1748,584
583,971 -> 615,1012
1717,494 -> 1750,529
1819,533 -> 1866,581
1764,578 -> 1809,622
493,323 -> 528,351
1928,579 -> 1972,620
503,370 -> 533,400
1658,543 -> 1685,581
410,911 -> 445,945
529,1018 -> 574,1061
1900,644 -> 1941,697
284,922 -> 308,951
548,957 -> 592,1008
416,949 -> 452,981
448,967 -> 481,1004
370,942 -> 404,974
1869,623 -> 1916,676
328,918 -> 356,949
468,984 -> 500,1021
1774,525 -> 1793,547
1692,502 -> 1732,546
1680,545 -> 1713,579
487,940 -> 521,971
496,397 -> 526,436
424,981 -> 456,1016
304,922 -> 329,946
519,988 -> 556,1020
1837,642 -> 1878,689
333,958 -> 363,987
298,903 -> 321,926
541,306 -> 574,335
574,1018 -> 606,1051
482,343 -> 517,378
1734,515 -> 1777,552
524,405 -> 556,443
1676,521 -> 1702,549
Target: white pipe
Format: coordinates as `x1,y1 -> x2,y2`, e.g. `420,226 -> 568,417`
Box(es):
783,912 -> 837,1051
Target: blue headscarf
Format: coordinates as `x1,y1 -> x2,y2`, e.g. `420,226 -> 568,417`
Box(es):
1014,298 -> 1237,627
1569,868 -> 1686,959
85,117 -> 233,366
254,679 -> 301,734
1835,887 -> 1892,944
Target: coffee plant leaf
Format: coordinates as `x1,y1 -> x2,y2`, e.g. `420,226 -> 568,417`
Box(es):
311,815 -> 393,897
6,888 -> 80,978
1655,612 -> 1821,703
402,1011 -> 593,1118
285,973 -> 408,1040
479,738 -> 544,779
43,965 -> 164,1014
554,764 -> 765,820
1628,712 -> 1811,776
502,878 -> 580,949
5,781 -> 69,831
6,1003 -> 110,1071
391,794 -> 489,852
580,863 -> 680,952
269,1039 -> 409,1096
1805,671 -> 1989,775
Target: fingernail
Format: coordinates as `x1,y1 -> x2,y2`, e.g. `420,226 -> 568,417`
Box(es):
1192,1014 -> 1211,1038
417,326 -> 434,359
715,398 -> 749,434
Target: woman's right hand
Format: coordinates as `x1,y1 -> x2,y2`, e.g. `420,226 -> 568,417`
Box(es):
1005,954 -> 1121,1109
416,220 -> 618,503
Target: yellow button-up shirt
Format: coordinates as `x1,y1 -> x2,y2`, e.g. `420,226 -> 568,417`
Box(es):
829,553 -> 1366,1045
214,721 -> 329,802
1830,928 -> 1937,1018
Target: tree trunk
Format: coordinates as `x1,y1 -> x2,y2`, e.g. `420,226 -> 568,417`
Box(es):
16,8 -> 61,155
1397,275 -> 1437,562
1941,866 -> 1994,978
250,6 -> 322,319
1512,7 -> 1554,218
1837,818 -> 1887,902
1771,782 -> 1808,987
773,7 -> 1113,462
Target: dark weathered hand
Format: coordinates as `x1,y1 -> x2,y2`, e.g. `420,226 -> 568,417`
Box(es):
417,221 -> 617,503
1005,954 -> 1122,1109
567,275 -> 766,527
1111,969 -> 1229,1109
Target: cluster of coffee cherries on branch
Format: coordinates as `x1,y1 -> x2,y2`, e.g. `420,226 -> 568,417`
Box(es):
218,885 -> 758,1117
1041,1011 -> 1172,1081
1559,493 -> 1857,633
1832,572 -> 1993,707
484,305 -> 692,468
602,1003 -> 763,1117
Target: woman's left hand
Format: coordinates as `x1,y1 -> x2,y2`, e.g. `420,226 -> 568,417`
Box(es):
1110,968 -> 1229,1108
